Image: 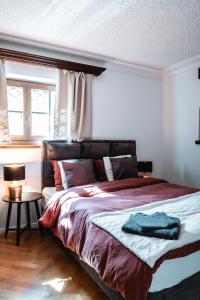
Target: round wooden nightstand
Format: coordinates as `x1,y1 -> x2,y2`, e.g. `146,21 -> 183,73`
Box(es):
2,192 -> 43,246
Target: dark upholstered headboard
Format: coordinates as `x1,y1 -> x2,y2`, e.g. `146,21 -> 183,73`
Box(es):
42,139 -> 136,189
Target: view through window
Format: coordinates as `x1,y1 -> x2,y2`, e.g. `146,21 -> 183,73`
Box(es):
7,80 -> 56,140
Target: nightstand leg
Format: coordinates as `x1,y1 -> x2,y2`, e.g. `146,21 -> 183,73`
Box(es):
5,202 -> 12,238
26,202 -> 31,230
35,201 -> 43,237
16,203 -> 21,246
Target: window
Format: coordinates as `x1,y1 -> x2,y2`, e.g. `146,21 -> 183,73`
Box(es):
7,80 -> 56,140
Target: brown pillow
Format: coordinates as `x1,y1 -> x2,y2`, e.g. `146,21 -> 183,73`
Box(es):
58,159 -> 96,189
110,156 -> 138,180
51,160 -> 64,191
93,160 -> 107,182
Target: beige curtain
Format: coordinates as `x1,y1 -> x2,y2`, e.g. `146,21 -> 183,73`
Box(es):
0,59 -> 10,143
54,70 -> 92,141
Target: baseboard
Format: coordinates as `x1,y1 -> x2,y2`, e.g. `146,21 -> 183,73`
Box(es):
0,222 -> 39,232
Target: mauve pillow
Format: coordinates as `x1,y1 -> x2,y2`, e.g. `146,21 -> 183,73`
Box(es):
51,160 -> 64,191
103,155 -> 131,181
93,160 -> 107,182
58,159 -> 96,189
110,156 -> 138,180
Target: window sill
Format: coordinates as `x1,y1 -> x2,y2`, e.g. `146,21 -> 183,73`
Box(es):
0,141 -> 41,149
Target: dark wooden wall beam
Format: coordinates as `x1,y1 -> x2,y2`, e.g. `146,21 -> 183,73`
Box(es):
0,48 -> 106,76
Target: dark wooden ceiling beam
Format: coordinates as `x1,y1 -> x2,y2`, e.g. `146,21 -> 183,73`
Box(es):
0,47 -> 106,76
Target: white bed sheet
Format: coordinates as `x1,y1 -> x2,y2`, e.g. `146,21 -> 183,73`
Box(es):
42,187 -> 200,293
42,187 -> 56,205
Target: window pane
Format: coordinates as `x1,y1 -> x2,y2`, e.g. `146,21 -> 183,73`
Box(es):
32,113 -> 49,136
7,86 -> 23,111
31,89 -> 49,113
8,112 -> 23,135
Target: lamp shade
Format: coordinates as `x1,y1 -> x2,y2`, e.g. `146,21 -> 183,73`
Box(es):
3,164 -> 25,181
138,161 -> 152,173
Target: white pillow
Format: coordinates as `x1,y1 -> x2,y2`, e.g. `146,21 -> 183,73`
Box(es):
103,155 -> 131,181
58,160 -> 68,189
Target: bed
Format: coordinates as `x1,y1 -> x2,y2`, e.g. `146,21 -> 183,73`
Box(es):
40,140 -> 200,300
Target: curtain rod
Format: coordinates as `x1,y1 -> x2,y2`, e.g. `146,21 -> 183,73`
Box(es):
0,47 -> 106,76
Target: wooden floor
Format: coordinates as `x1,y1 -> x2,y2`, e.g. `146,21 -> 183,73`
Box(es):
0,230 -> 109,300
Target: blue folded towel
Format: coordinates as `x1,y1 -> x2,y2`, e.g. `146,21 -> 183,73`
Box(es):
122,213 -> 181,240
133,212 -> 180,232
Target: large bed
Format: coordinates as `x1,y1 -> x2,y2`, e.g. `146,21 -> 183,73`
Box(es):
40,140 -> 200,300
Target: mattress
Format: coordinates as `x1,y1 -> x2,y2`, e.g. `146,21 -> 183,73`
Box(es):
149,249 -> 200,292
41,187 -> 200,293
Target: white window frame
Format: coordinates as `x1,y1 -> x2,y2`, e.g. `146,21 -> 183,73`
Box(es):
7,79 -> 56,141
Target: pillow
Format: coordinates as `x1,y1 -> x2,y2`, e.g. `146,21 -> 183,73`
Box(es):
58,159 -> 96,189
103,155 -> 131,181
110,156 -> 138,180
51,160 -> 64,191
93,160 -> 107,182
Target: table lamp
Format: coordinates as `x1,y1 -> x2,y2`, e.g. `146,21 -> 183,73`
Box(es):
3,164 -> 25,199
138,161 -> 153,178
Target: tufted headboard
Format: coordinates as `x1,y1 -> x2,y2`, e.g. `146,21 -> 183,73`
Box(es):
42,139 -> 136,189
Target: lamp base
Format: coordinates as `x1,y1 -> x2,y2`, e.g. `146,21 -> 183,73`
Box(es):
139,172 -> 151,178
7,185 -> 22,199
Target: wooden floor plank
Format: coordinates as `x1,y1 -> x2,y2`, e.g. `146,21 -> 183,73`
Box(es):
0,231 -> 109,300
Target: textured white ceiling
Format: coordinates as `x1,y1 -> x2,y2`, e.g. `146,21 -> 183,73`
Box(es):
0,0 -> 200,69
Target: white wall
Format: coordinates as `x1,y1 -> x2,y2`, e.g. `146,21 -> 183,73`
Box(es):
162,63 -> 200,188
0,60 -> 163,230
93,67 -> 163,177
